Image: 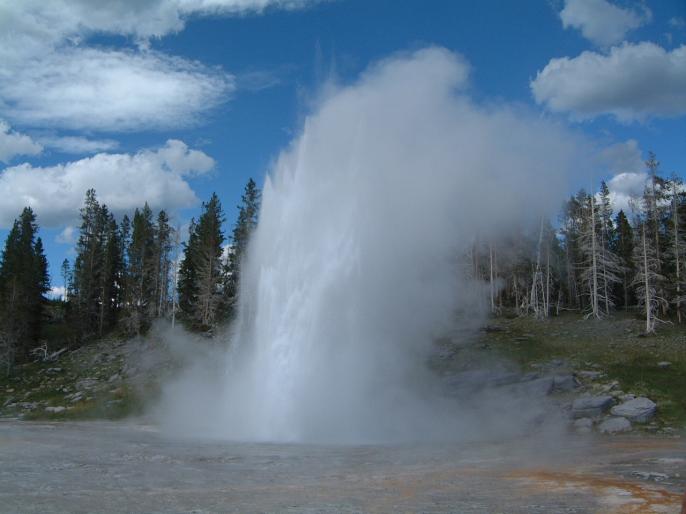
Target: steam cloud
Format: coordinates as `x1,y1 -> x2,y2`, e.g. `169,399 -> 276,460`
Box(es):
158,47 -> 588,443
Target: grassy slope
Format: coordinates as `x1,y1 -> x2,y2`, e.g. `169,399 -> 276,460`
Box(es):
481,312 -> 686,428
2,312 -> 685,428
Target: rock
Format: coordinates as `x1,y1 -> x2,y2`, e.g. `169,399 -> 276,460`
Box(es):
598,381 -> 619,393
573,417 -> 593,433
76,378 -> 98,391
598,416 -> 632,434
572,395 -> 614,418
108,373 -> 121,383
631,471 -> 669,482
44,406 -> 66,414
577,370 -> 603,380
610,397 -> 656,423
657,361 -> 671,369
19,402 -> 37,410
552,374 -> 579,392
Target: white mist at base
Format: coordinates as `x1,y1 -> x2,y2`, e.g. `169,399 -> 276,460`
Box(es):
159,48 -> 588,443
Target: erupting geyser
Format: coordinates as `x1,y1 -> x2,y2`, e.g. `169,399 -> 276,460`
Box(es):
161,47 -> 585,443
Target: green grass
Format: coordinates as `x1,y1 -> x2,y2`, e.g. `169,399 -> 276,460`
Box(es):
480,312 -> 686,428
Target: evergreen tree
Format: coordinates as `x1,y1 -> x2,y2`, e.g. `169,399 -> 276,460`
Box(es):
178,194 -> 227,330
153,210 -> 173,317
72,189 -> 106,336
122,204 -> 156,334
226,179 -> 261,313
612,210 -> 634,309
60,259 -> 71,301
0,207 -> 50,367
665,176 -> 685,322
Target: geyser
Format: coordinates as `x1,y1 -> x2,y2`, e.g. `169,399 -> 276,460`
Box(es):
161,47 -> 586,443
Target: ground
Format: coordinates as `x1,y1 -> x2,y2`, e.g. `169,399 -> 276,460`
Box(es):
0,420 -> 684,513
0,313 -> 685,513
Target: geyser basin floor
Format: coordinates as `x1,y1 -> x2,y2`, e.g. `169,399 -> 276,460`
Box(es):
1,421 -> 684,513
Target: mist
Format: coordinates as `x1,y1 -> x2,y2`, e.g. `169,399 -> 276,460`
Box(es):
157,47 -> 589,443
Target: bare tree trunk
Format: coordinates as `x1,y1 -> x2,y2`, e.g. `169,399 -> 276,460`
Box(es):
489,243 -> 495,314
673,185 -> 682,323
643,225 -> 652,333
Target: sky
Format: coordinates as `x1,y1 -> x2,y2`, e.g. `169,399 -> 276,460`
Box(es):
0,0 -> 684,292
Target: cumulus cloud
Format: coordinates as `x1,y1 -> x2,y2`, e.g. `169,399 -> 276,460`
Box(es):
0,0 -> 321,132
559,0 -> 650,47
531,42 -> 686,121
0,48 -> 232,132
606,171 -> 647,215
38,135 -> 120,155
0,120 -> 43,163
0,140 -> 214,228
55,225 -> 77,245
48,286 -> 67,300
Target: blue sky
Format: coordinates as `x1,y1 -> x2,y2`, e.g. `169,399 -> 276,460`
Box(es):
0,0 -> 684,291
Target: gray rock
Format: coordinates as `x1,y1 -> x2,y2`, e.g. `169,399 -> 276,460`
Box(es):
573,417 -> 593,433
631,471 -> 669,482
598,416 -> 631,434
610,397 -> 656,423
572,395 -> 614,418
657,361 -> 671,369
44,406 -> 66,414
552,374 -> 579,392
577,370 -> 603,380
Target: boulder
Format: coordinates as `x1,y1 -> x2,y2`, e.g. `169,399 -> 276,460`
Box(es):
610,397 -> 656,423
572,395 -> 614,418
578,370 -> 603,380
657,361 -> 671,369
573,417 -> 593,433
44,406 -> 66,414
598,416 -> 632,434
552,374 -> 579,392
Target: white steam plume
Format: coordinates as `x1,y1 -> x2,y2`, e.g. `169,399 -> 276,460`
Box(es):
159,47 -> 587,443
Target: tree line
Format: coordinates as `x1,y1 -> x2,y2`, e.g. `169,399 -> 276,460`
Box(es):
479,152 -> 684,333
0,151 -> 682,371
0,179 -> 260,370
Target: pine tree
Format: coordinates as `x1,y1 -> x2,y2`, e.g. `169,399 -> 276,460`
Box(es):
72,190 -> 106,336
0,207 -> 50,367
153,210 -> 173,318
122,204 -> 156,335
612,210 -> 634,309
665,175 -> 685,322
60,259 -> 71,301
178,194 -> 227,330
226,179 -> 261,313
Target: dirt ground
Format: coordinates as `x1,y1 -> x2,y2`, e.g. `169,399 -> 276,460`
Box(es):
0,420 -> 684,513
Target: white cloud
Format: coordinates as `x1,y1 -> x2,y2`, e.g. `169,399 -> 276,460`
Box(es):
559,0 -> 650,47
0,48 -> 233,132
606,171 -> 648,215
531,42 -> 686,122
0,0 -> 321,132
38,136 -> 119,155
48,286 -> 67,300
55,225 -> 77,245
0,139 -> 215,228
0,120 -> 43,163
669,17 -> 686,29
